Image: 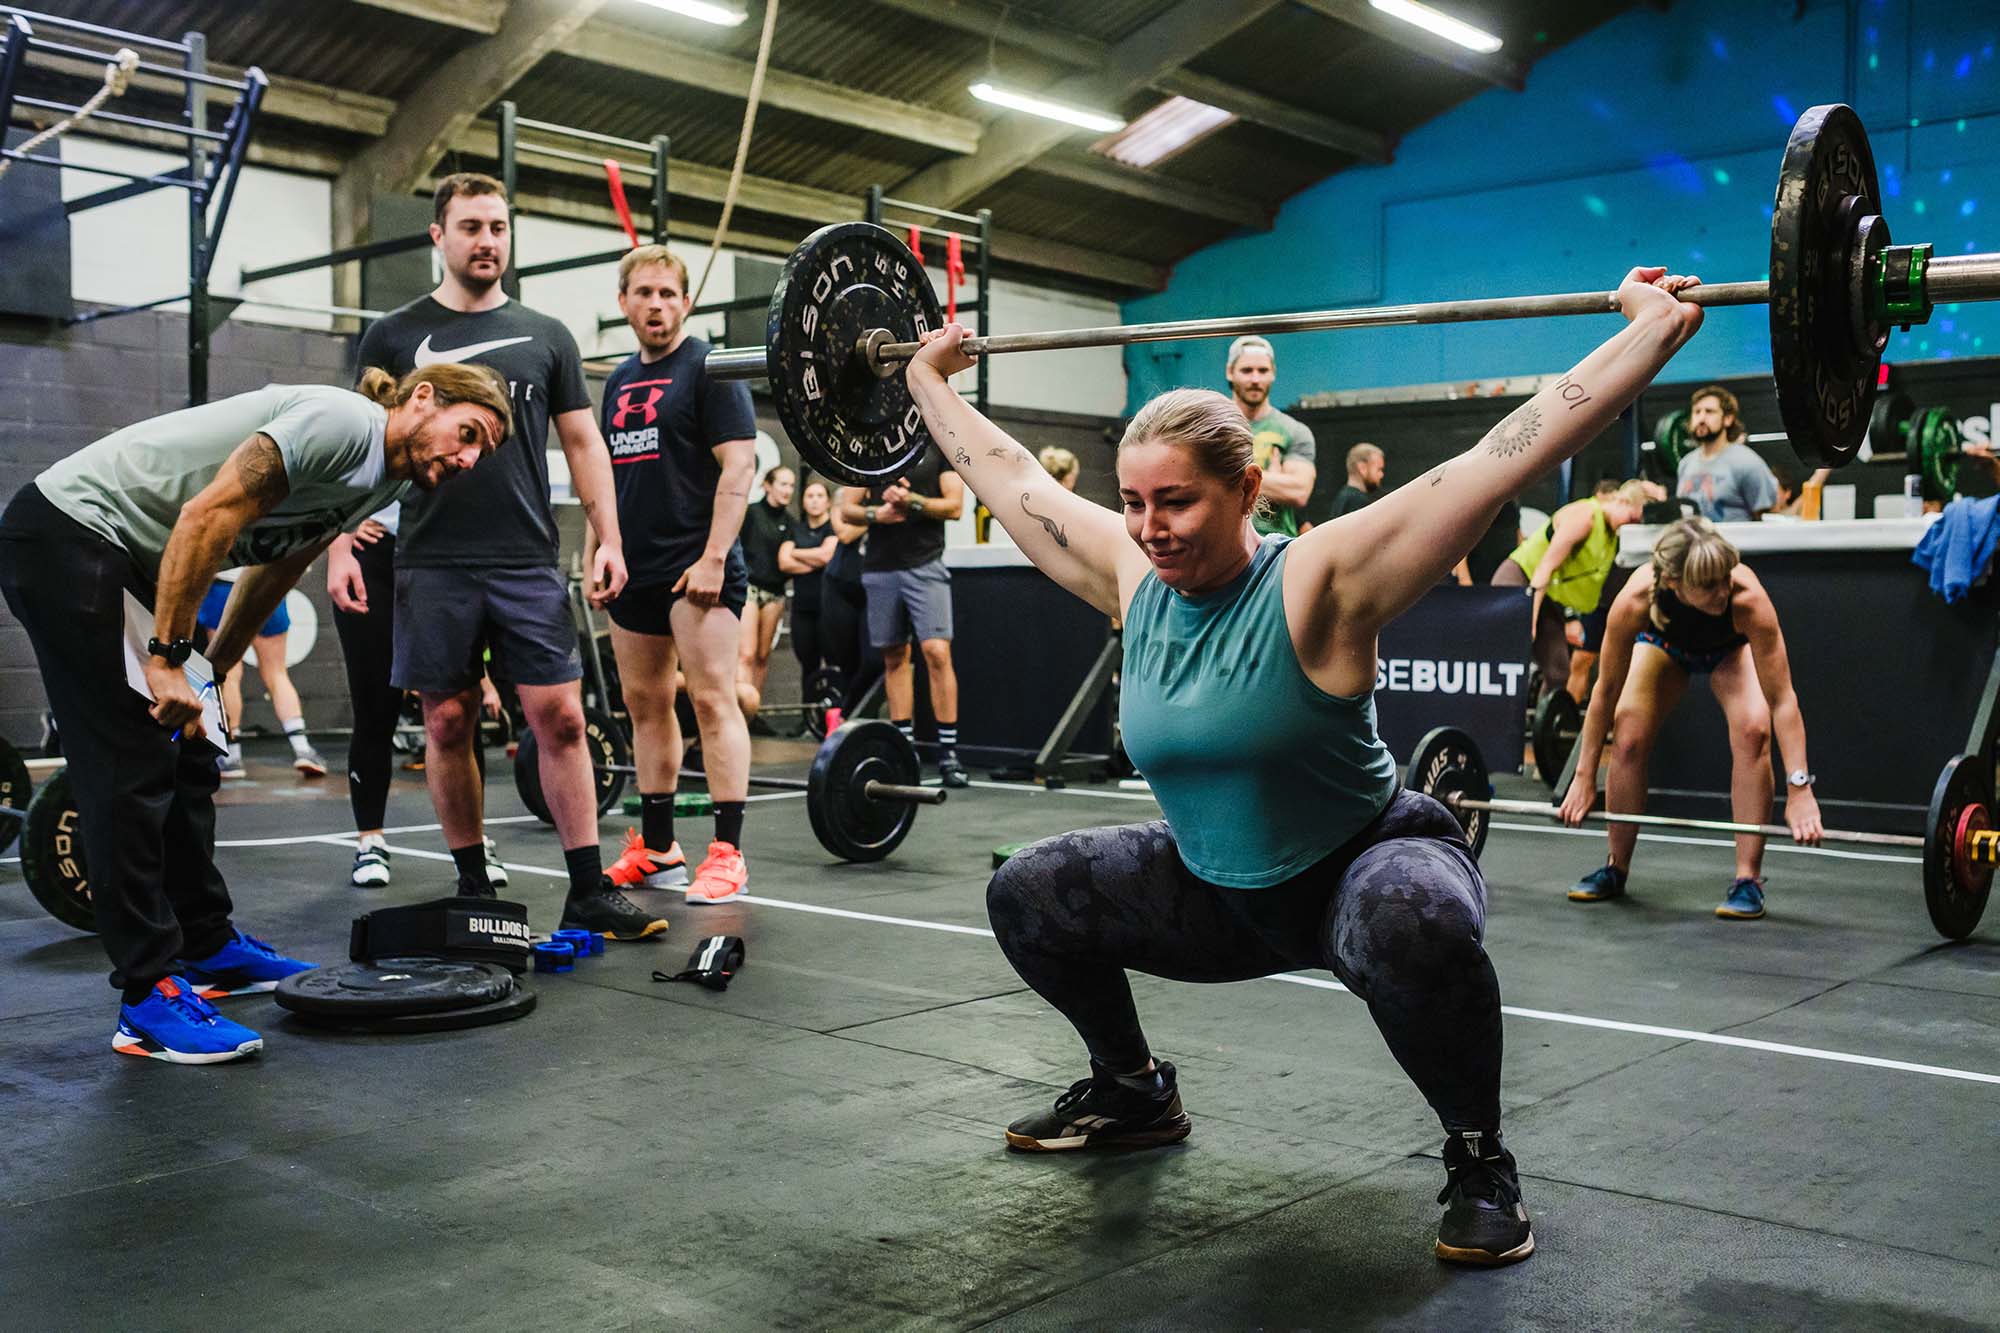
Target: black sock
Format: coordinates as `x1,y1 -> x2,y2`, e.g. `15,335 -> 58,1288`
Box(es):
714,800 -> 746,849
563,844 -> 602,900
122,978 -> 162,1006
642,792 -> 677,852
1111,1065 -> 1164,1095
450,841 -> 487,892
892,717 -> 914,745
936,724 -> 958,756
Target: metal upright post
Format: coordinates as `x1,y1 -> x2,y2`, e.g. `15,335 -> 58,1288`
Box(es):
0,15 -> 30,137
184,30 -> 210,405
975,207 -> 992,416
498,100 -> 519,298
650,135 -> 670,244
865,184 -> 882,227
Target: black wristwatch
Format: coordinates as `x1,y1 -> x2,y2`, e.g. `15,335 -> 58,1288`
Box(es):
147,636 -> 194,667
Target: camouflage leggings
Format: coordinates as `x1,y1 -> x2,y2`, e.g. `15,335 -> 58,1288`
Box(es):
986,788 -> 1503,1132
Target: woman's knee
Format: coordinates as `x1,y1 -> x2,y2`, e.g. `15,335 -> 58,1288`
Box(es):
1729,712 -> 1771,758
1332,842 -> 1489,987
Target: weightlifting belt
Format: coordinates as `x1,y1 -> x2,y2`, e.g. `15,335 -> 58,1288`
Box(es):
350,897 -> 533,974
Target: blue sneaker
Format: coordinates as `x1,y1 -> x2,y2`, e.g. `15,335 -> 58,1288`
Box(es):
114,977 -> 263,1064
177,928 -> 316,998
1567,863 -> 1628,903
1715,877 -> 1766,920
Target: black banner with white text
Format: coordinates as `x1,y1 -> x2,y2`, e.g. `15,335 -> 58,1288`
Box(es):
1372,586 -> 1532,773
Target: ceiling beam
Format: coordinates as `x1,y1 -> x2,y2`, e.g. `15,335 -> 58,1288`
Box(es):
21,50 -> 393,137
864,0 -> 1106,70
560,20 -> 981,155
1151,67 -> 1392,163
1025,153 -> 1268,231
892,0 -> 1282,209
338,0 -> 607,208
1291,0 -> 1525,92
346,0 -> 506,34
460,124 -> 1159,289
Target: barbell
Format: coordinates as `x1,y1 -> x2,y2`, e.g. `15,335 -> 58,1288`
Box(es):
512,712 -> 945,863
695,104 -> 1999,488
1405,726 -> 1995,942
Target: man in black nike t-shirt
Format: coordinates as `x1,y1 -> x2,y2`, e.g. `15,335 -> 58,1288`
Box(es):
346,172 -> 664,942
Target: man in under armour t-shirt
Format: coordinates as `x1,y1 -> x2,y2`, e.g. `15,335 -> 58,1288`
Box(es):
593,244 -> 760,906
1225,335 -> 1318,536
0,365 -> 511,1063
352,171 -> 662,942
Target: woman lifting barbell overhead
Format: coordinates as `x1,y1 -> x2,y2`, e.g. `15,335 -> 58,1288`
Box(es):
904,265 -> 1706,1268
1558,517 -> 1823,918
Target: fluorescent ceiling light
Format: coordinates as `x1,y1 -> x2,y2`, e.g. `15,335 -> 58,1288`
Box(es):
1368,0 -> 1502,54
628,0 -> 748,26
969,82 -> 1126,134
1093,96 -> 1236,168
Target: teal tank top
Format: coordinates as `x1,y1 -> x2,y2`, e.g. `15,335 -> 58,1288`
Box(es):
1119,535 -> 1400,888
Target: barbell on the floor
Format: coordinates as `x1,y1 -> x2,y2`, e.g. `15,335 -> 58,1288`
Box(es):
697,104 -> 1998,488
1405,726 -> 1995,942
512,711 -> 945,863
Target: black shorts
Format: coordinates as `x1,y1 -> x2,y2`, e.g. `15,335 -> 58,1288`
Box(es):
391,564 -> 581,692
606,553 -> 748,635
1577,605 -> 1609,653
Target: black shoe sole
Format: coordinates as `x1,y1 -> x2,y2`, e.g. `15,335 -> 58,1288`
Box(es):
1434,1231 -> 1536,1266
1004,1112 -> 1191,1153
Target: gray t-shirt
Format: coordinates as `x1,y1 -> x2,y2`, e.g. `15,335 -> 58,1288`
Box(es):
1676,442 -> 1777,522
1247,407 -> 1317,537
36,384 -> 405,580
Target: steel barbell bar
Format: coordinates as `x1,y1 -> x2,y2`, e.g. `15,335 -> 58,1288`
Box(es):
596,760 -> 948,807
1443,791 -> 1927,851
702,254 -> 2000,383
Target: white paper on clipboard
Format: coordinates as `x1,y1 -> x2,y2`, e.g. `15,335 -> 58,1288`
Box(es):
122,591 -> 227,754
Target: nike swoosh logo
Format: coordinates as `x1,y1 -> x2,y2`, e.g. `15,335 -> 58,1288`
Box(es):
412,334 -> 533,368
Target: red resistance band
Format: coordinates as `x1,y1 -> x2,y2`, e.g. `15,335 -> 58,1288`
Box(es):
946,232 -> 964,323
906,225 -> 923,264
605,158 -> 639,248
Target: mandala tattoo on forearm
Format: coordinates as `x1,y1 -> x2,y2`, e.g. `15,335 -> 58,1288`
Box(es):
1485,401 -> 1542,458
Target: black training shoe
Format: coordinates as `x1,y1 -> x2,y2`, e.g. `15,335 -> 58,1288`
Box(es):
1005,1060 -> 1192,1152
1435,1130 -> 1535,1266
938,754 -> 970,789
456,877 -> 497,900
560,877 -> 669,942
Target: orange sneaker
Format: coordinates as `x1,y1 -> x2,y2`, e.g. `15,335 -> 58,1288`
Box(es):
606,829 -> 688,889
686,840 -> 748,904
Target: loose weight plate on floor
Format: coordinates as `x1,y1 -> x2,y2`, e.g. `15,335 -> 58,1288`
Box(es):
1532,691 -> 1582,793
514,705 -> 629,823
0,735 -> 31,853
20,768 -> 93,932
276,958 -> 536,1033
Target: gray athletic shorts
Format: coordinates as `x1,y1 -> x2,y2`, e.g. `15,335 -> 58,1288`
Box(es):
392,565 -> 582,692
862,560 -> 953,648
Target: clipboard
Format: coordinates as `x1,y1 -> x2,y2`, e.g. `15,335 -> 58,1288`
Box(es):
122,590 -> 228,753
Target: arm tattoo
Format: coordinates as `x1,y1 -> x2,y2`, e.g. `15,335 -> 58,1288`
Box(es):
1020,493 -> 1069,548
953,446 -> 971,468
1485,401 -> 1542,458
987,446 -> 1017,461
235,436 -> 290,511
1428,465 -> 1446,486
1553,372 -> 1593,411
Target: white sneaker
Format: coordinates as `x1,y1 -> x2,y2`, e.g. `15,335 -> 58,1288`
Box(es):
483,834 -> 509,889
351,836 -> 391,888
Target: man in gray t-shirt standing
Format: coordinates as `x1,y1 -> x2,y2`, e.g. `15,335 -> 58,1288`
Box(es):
1226,335 -> 1318,536
0,367 -> 508,1065
1675,384 -> 1777,522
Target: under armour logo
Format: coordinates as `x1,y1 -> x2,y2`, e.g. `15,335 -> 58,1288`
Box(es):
612,386 -> 664,429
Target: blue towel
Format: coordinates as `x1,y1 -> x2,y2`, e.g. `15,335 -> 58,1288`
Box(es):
1912,495 -> 2000,603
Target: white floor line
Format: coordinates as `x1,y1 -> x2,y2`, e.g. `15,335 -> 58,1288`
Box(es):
432,851 -> 2000,1090
1489,820 -> 1923,865
965,779 -> 1162,803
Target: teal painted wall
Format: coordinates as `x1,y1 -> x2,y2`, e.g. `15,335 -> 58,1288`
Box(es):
1122,0 -> 2000,411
